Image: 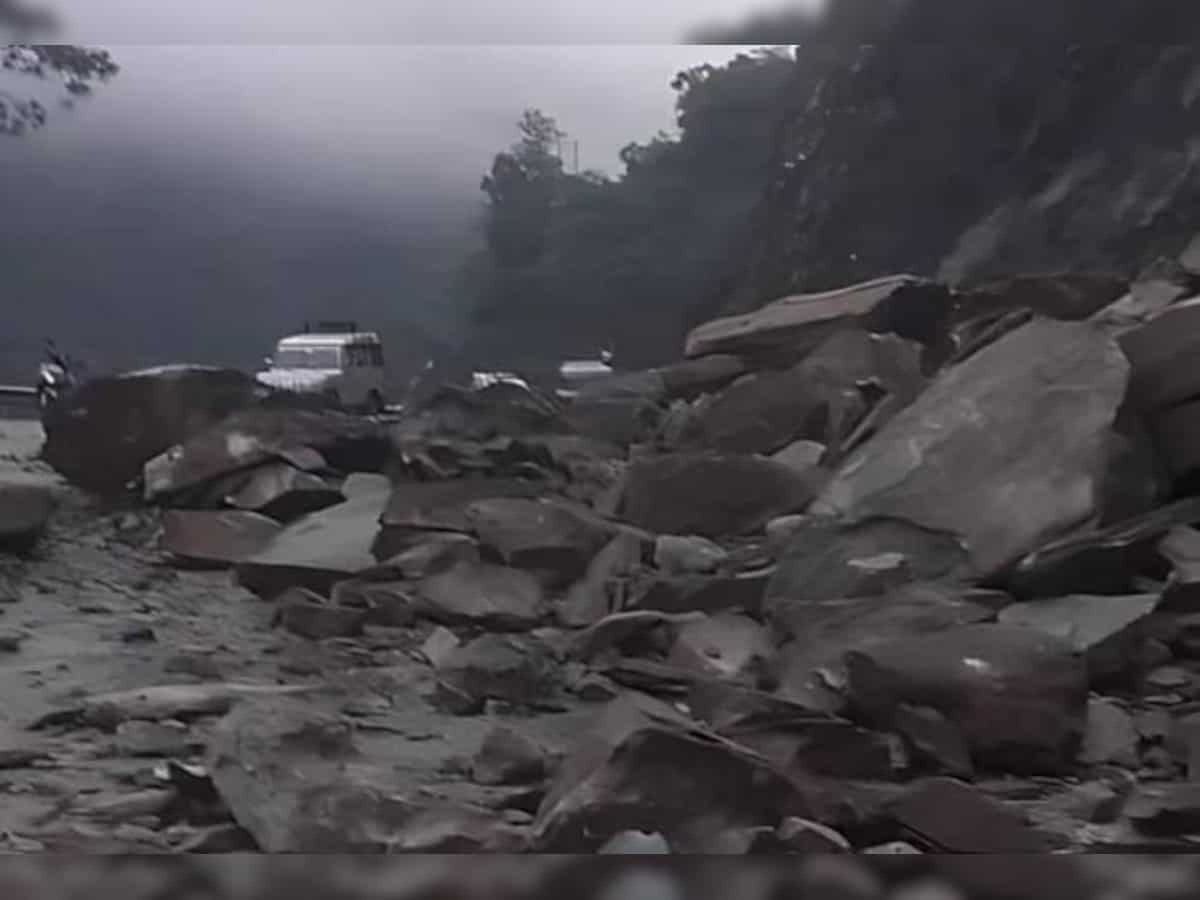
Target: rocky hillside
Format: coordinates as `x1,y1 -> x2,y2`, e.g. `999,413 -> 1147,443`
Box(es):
718,0 -> 1200,315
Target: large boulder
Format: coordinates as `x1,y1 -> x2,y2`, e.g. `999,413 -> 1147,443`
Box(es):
770,583 -> 996,712
41,366 -> 267,496
845,624 -> 1089,773
814,319 -> 1134,579
618,452 -> 824,538
532,693 -> 821,851
144,408 -> 388,506
672,330 -> 923,457
684,275 -> 946,361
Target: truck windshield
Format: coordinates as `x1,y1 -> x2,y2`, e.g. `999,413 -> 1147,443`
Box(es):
274,346 -> 341,369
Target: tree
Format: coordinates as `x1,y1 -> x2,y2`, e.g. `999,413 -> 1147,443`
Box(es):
1,1 -> 118,135
461,50 -> 797,369
479,109 -> 566,266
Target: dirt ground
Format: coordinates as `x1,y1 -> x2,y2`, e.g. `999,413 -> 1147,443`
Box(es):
0,417 -> 589,852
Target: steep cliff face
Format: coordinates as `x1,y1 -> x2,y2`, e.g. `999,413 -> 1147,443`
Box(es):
722,0 -> 1200,313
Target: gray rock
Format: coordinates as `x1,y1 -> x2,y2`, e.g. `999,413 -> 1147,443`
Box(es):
996,593 -> 1160,682
435,633 -> 558,712
665,612 -> 771,683
815,320 -> 1133,579
1079,698 -> 1139,767
276,588 -> 367,640
619,452 -> 824,538
846,625 -> 1088,773
415,559 -> 545,631
161,509 -> 282,568
464,496 -> 612,586
653,534 -> 727,575
471,726 -> 549,786
766,517 -> 968,640
226,462 -> 344,522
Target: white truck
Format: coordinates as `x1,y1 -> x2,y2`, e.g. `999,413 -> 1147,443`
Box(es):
256,323 -> 387,413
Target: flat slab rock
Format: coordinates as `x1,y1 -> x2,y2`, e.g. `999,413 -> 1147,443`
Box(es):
161,509 -> 282,567
814,319 -> 1131,579
235,488 -> 391,597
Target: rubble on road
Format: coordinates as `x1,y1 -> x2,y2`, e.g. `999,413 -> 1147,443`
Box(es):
25,263 -> 1200,857
41,365 -> 269,496
143,407 -> 388,507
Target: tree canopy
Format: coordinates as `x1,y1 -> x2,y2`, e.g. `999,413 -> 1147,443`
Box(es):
462,48 -> 796,370
1,2 -> 118,135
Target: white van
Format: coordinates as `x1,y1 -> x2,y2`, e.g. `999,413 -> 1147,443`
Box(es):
256,327 -> 386,413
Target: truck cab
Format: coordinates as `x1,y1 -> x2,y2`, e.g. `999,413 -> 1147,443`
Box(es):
256,323 -> 386,413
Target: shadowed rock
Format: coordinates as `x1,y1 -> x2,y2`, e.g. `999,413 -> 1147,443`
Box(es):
42,366 -> 267,496
619,452 -> 823,538
845,625 -> 1088,773
226,462 -> 344,522
532,692 -> 824,851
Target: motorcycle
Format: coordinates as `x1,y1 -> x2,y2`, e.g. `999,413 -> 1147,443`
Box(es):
35,355 -> 75,417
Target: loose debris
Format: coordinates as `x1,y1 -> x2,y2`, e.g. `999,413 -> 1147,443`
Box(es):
18,259 -> 1200,857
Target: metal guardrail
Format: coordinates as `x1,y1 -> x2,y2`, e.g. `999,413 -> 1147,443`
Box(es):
0,385 -> 37,420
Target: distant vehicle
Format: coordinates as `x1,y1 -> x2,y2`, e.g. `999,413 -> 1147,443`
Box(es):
256,322 -> 387,414
557,350 -> 614,398
470,370 -> 530,391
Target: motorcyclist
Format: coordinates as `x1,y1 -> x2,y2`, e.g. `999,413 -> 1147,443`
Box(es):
44,339 -> 69,371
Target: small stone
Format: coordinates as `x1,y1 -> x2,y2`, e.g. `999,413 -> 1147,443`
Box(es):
1146,666 -> 1192,690
863,841 -> 923,854
501,809 -> 533,826
471,726 -> 548,787
419,626 -> 460,667
653,535 -> 727,575
277,590 -> 367,641
120,626 -> 156,644
572,673 -> 619,702
163,652 -> 222,680
775,817 -> 851,852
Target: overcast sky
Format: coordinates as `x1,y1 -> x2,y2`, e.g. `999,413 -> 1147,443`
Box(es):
0,1 -> 816,374
48,0 -> 805,44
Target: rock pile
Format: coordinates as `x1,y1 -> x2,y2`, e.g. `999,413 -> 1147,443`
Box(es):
17,251 -> 1200,865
